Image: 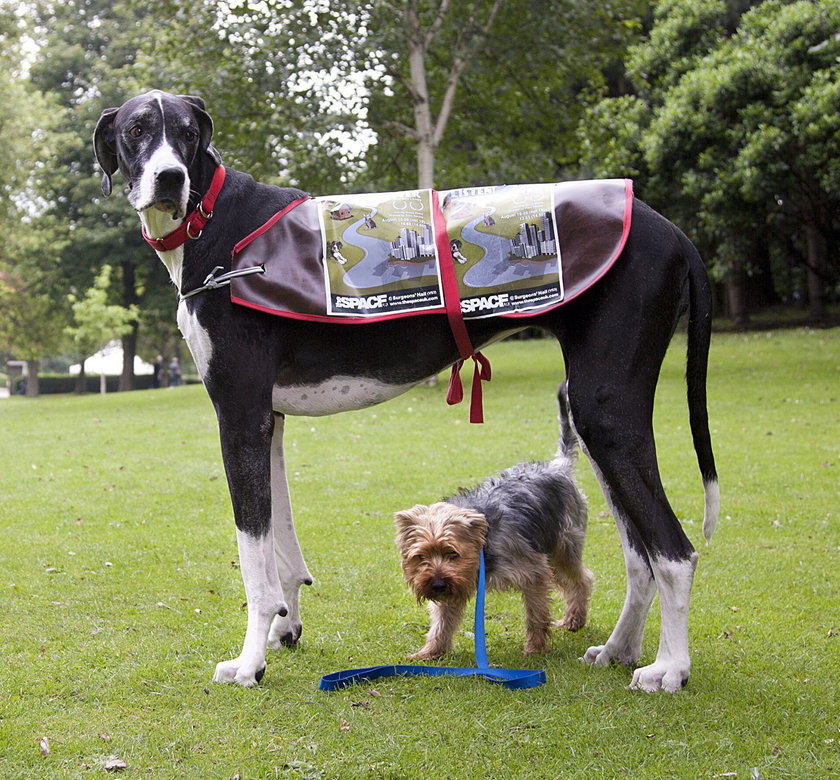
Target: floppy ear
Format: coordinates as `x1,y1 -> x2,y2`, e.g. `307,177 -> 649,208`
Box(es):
394,504 -> 428,549
461,509 -> 489,548
179,94 -> 222,166
93,106 -> 120,196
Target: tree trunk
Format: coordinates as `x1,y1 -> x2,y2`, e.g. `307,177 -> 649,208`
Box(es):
725,271 -> 749,329
25,360 -> 39,398
75,358 -> 87,394
407,25 -> 436,189
119,260 -> 139,391
804,222 -> 827,321
120,324 -> 138,391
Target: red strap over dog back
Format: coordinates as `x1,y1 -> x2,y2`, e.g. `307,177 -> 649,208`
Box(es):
430,189 -> 491,423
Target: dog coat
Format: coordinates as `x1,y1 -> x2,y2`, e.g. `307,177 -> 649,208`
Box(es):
229,178 -> 632,422
229,178 -> 632,323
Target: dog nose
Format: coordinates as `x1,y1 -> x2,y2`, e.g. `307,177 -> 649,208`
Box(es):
156,166 -> 185,190
431,579 -> 448,595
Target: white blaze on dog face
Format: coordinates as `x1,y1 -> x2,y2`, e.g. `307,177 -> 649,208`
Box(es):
123,92 -> 194,224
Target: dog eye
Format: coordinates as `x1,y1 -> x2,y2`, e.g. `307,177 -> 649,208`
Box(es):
184,128 -> 198,142
128,125 -> 143,138
445,550 -> 460,560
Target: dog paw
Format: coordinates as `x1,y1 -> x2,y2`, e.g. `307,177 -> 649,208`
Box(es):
212,658 -> 266,687
629,661 -> 689,693
580,644 -> 613,667
268,616 -> 303,650
553,616 -> 585,632
580,644 -> 639,667
407,649 -> 443,661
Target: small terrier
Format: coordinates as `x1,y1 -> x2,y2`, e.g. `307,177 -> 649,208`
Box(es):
395,383 -> 594,659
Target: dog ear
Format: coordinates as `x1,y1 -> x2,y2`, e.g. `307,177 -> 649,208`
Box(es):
461,509 -> 489,548
178,94 -> 222,166
93,106 -> 120,196
394,505 -> 428,548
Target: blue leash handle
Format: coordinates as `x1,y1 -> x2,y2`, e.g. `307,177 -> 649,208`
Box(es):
319,550 -> 546,691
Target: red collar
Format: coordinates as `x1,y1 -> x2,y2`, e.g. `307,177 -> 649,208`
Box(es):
142,165 -> 227,252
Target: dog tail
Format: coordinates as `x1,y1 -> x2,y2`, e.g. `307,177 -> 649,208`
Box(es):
682,231 -> 720,545
553,381 -> 579,468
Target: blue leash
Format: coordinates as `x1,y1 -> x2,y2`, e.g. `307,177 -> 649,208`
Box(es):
319,550 -> 546,691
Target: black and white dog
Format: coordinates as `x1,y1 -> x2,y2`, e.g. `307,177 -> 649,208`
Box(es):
93,90 -> 719,692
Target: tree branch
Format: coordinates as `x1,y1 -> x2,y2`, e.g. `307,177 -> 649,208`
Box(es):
424,0 -> 451,50
432,0 -> 505,147
380,120 -> 421,142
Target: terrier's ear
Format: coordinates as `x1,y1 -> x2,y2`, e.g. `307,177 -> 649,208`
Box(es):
394,504 -> 428,546
394,505 -> 428,528
461,509 -> 489,548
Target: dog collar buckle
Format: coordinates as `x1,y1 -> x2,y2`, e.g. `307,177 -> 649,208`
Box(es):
185,220 -> 203,241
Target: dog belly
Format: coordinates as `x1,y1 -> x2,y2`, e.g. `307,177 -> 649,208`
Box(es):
271,376 -> 419,416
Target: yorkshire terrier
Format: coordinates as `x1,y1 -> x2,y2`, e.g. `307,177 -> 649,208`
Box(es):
395,382 -> 594,659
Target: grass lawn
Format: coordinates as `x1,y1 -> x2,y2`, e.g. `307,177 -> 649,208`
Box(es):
0,327 -> 837,778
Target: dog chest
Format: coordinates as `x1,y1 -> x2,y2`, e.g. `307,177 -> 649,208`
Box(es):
177,300 -> 213,379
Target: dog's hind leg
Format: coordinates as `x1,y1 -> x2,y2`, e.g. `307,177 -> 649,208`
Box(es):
212,408 -> 289,687
552,561 -> 595,633
569,377 -> 698,692
578,465 -> 656,665
521,572 -> 554,655
555,231 -> 703,691
267,413 -> 313,649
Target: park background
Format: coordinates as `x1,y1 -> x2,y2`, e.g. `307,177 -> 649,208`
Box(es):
0,0 -> 838,392
0,1 -> 838,777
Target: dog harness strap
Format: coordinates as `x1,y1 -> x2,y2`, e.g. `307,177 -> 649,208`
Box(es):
430,189 -> 492,424
319,548 -> 546,691
180,264 -> 266,300
142,165 -> 227,252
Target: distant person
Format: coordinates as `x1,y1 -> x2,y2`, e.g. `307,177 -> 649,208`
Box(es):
168,357 -> 182,387
153,355 -> 163,388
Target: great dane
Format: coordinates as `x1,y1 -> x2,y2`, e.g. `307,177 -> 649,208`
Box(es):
93,90 -> 719,692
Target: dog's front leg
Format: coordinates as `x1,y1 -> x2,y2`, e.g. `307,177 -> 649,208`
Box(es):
266,413 -> 313,649
409,600 -> 467,660
212,410 -> 288,687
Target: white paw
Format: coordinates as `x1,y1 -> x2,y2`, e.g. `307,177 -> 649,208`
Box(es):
629,661 -> 689,693
580,644 -> 638,667
581,644 -> 612,666
212,658 -> 266,687
267,614 -> 303,649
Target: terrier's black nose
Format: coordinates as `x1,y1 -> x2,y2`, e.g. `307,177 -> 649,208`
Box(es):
431,579 -> 448,594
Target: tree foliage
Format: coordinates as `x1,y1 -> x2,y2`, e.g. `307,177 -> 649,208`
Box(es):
65,264 -> 138,364
580,0 -> 839,321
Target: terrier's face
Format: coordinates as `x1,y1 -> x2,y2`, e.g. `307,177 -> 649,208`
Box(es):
394,502 -> 488,603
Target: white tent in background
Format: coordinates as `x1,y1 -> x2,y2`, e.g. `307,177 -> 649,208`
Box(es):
70,340 -> 154,376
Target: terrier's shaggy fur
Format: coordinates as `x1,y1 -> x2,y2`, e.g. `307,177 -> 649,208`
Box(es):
395,384 -> 594,659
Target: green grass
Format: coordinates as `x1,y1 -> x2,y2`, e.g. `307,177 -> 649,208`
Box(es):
1,328 -> 838,778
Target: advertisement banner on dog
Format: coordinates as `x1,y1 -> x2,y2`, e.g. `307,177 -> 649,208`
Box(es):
440,184 -> 565,319
318,189 -> 446,317
229,178 -> 631,325
318,184 -> 565,319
